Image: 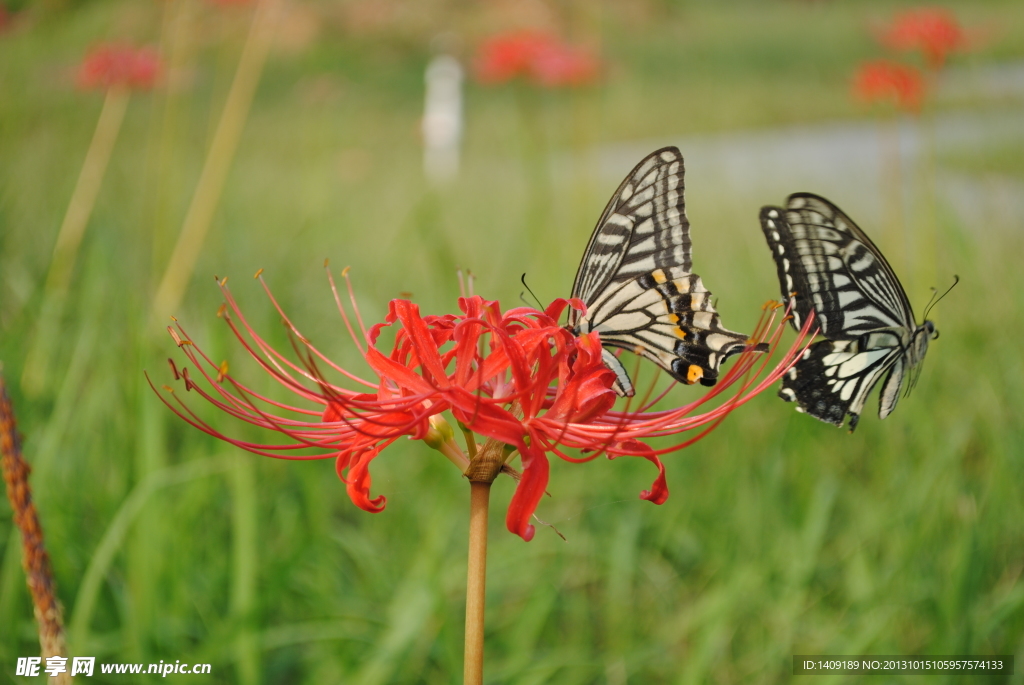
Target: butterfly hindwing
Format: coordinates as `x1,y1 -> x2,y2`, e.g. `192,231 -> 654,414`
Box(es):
761,193 -> 935,430
779,333 -> 905,431
585,266 -> 756,390
572,147 -> 762,397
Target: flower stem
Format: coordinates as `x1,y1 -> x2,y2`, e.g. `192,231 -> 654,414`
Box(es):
22,86 -> 129,397
150,0 -> 280,328
463,481 -> 490,685
0,369 -> 71,684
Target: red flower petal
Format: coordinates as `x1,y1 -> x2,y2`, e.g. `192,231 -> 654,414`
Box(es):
78,44 -> 161,91
504,441 -> 549,541
609,439 -> 669,505
852,60 -> 926,112
337,446 -> 387,513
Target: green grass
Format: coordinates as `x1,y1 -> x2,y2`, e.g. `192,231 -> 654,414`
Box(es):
2,0 -> 1024,683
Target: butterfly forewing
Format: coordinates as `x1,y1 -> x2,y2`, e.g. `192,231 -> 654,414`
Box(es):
760,193 -> 935,430
572,147 -> 761,397
570,148 -> 691,312
760,195 -> 914,338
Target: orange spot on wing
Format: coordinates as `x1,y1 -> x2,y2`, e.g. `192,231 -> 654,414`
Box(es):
686,364 -> 703,384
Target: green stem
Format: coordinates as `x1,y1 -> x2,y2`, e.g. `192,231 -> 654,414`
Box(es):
231,453 -> 259,685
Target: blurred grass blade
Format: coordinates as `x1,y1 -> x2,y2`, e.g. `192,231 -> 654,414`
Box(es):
21,87 -> 129,397
231,453 -> 259,685
149,0 -> 281,328
68,456 -> 233,653
353,584 -> 436,685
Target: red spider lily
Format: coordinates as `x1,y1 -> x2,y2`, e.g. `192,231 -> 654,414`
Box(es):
852,60 -> 926,112
474,30 -> 600,88
78,44 -> 161,91
152,269 -> 814,541
876,7 -> 966,70
0,6 -> 13,35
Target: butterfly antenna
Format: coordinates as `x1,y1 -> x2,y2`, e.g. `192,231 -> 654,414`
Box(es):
520,273 -> 544,309
922,275 -> 959,320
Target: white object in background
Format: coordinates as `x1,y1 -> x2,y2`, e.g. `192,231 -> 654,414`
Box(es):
422,55 -> 463,185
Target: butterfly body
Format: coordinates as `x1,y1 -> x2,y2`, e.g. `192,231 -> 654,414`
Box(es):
570,147 -> 763,397
760,193 -> 938,430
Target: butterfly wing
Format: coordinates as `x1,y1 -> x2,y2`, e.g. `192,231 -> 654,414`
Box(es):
760,194 -> 925,430
570,147 -> 692,309
572,147 -> 762,397
779,331 -> 905,431
585,265 -> 760,393
760,194 -> 916,338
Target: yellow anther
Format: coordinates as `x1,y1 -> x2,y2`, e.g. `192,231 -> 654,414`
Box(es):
217,304 -> 227,318
254,268 -> 264,279
219,276 -> 229,287
341,266 -> 351,277
217,360 -> 229,383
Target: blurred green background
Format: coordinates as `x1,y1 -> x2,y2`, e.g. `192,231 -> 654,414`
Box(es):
2,0 -> 1024,682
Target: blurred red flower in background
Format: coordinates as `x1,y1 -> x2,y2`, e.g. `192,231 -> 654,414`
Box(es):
876,7 -> 966,70
78,44 -> 161,91
852,60 -> 926,112
155,271 -> 811,541
0,6 -> 13,34
474,30 -> 600,88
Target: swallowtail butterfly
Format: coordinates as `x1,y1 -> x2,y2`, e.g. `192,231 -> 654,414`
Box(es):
569,147 -> 764,397
760,193 -> 938,431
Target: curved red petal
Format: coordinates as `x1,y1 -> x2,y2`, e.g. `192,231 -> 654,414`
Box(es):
504,442 -> 549,541
338,447 -> 387,513
609,439 -> 669,506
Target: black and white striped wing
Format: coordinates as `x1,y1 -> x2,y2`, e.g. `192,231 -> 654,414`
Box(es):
570,147 -> 692,306
781,332 -> 907,431
759,193 -> 924,431
759,194 -> 916,338
571,147 -> 762,397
